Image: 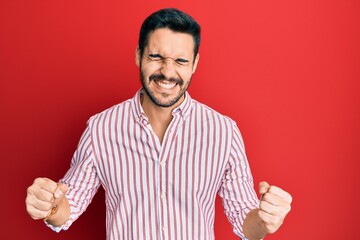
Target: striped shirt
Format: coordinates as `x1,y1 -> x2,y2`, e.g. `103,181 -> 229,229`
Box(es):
55,89 -> 259,239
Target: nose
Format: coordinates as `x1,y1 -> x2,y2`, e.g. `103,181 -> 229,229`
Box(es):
160,58 -> 176,79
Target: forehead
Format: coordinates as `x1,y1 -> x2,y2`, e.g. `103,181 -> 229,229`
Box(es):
146,28 -> 195,58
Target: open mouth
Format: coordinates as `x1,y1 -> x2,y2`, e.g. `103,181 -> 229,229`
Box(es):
154,80 -> 177,90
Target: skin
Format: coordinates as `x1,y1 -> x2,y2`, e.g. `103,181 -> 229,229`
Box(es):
25,178 -> 69,226
25,28 -> 292,238
25,28 -> 200,226
136,28 -> 199,143
243,182 -> 292,239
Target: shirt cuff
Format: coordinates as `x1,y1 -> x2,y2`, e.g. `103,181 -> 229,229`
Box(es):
43,197 -> 78,232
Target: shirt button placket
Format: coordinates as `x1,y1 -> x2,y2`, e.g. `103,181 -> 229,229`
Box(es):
160,159 -> 168,239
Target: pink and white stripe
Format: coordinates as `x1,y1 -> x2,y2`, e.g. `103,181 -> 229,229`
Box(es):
55,89 -> 259,239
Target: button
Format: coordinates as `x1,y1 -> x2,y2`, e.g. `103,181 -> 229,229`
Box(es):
161,194 -> 166,199
162,226 -> 167,231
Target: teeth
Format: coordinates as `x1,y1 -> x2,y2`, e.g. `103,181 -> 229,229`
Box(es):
156,81 -> 177,89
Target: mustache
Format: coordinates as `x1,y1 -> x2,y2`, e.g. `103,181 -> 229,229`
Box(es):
149,73 -> 183,85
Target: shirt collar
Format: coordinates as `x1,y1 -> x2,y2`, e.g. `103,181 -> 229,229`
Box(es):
131,88 -> 193,122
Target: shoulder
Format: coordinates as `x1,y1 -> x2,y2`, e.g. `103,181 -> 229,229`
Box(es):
87,98 -> 133,127
190,99 -> 237,128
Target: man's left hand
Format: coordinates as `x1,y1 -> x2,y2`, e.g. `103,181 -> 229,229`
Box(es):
258,181 -> 292,234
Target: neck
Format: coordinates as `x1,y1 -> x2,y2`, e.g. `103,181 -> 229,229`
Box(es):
141,93 -> 181,123
140,92 -> 184,143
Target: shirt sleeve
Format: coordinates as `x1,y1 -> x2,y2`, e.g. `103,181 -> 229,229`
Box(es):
218,122 -> 260,239
46,121 -> 101,232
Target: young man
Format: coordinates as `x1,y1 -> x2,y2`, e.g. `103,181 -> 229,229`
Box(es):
26,8 -> 292,240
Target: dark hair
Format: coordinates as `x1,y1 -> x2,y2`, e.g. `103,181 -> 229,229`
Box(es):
138,8 -> 201,60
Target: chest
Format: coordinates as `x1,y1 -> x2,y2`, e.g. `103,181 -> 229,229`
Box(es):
92,116 -> 232,199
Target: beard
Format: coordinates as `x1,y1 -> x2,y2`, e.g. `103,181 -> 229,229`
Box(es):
140,70 -> 191,108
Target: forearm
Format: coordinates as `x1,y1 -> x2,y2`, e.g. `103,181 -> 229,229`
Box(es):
45,196 -> 71,227
243,209 -> 267,240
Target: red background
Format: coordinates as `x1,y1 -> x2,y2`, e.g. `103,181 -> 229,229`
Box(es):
1,0 -> 359,239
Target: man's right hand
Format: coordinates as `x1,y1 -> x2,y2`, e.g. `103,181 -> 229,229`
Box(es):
25,178 -> 68,220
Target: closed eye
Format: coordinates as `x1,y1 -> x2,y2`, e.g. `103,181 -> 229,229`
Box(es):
147,54 -> 190,66
148,54 -> 163,60
176,58 -> 189,64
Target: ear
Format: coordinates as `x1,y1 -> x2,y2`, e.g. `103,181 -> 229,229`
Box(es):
135,47 -> 140,67
192,53 -> 200,74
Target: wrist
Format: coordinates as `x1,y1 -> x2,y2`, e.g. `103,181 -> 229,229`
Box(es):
44,196 -> 70,227
44,205 -> 59,221
243,208 -> 268,240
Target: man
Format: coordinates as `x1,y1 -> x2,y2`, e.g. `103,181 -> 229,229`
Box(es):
26,8 -> 292,240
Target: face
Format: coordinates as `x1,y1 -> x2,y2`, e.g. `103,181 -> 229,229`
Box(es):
136,28 -> 199,108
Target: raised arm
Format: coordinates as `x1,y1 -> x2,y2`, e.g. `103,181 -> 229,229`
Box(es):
243,181 -> 292,239
26,177 -> 70,226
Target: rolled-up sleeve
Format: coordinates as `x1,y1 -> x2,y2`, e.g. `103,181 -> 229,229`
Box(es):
218,123 -> 260,239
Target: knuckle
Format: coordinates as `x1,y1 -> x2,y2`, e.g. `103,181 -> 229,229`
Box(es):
43,201 -> 53,210
264,218 -> 281,234
43,192 -> 54,202
33,178 -> 42,184
26,206 -> 41,219
279,209 -> 287,219
25,201 -> 31,211
281,203 -> 291,215
263,222 -> 274,233
33,178 -> 44,188
26,186 -> 33,195
268,185 -> 279,194
268,186 -> 275,192
34,177 -> 51,186
287,204 -> 292,213
25,195 -> 31,205
259,201 -> 267,210
28,212 -> 39,220
36,211 -> 48,220
258,209 -> 266,220
262,193 -> 270,201
266,225 -> 277,234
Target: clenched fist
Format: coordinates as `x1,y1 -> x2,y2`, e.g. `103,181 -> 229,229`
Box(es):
243,181 -> 292,239
258,181 -> 292,234
25,178 -> 68,220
